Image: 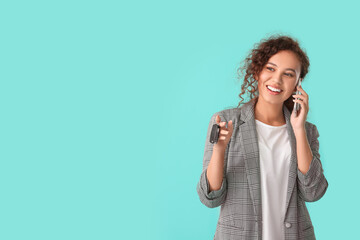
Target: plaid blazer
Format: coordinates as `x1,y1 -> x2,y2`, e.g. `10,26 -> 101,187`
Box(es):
196,99 -> 329,240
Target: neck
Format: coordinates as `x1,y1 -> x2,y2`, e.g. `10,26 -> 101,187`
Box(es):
254,96 -> 286,126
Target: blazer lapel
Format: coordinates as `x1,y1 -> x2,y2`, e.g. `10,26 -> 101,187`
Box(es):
236,99 -> 297,222
237,99 -> 262,221
283,103 -> 297,214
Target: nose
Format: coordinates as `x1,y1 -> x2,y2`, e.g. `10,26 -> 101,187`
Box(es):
272,72 -> 283,84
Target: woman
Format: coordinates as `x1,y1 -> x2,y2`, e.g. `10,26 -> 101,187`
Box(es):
196,35 -> 329,240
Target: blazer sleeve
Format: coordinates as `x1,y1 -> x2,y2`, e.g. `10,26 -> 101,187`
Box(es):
196,112 -> 229,208
297,123 -> 329,202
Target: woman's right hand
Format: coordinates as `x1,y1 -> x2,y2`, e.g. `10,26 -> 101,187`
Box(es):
213,115 -> 233,151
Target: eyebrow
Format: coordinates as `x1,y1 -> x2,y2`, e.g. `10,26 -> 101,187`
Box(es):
267,62 -> 296,73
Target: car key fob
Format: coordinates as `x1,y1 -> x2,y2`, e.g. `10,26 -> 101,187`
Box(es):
209,123 -> 220,144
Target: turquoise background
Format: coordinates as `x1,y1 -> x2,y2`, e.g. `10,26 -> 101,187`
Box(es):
0,0 -> 359,239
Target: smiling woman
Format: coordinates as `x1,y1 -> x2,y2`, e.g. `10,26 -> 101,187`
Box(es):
236,35 -> 310,113
196,34 -> 328,240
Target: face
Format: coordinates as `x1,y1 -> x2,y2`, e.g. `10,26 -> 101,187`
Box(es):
254,50 -> 301,105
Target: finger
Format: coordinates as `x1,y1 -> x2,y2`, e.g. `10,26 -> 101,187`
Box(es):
220,122 -> 226,127
219,136 -> 226,140
297,86 -> 308,97
300,99 -> 308,109
293,99 -> 305,107
215,115 -> 221,124
220,129 -> 229,134
293,95 -> 308,106
228,120 -> 233,130
292,94 -> 305,101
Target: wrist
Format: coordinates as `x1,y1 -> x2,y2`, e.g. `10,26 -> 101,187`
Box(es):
293,127 -> 306,137
213,145 -> 226,154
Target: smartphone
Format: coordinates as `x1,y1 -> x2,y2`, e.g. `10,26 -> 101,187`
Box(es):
293,78 -> 302,116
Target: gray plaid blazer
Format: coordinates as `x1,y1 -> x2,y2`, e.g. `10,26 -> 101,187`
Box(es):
196,99 -> 329,240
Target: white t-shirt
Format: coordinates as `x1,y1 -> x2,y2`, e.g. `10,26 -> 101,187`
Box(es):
255,119 -> 291,240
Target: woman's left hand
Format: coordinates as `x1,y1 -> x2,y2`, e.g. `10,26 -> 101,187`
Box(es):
290,85 -> 309,131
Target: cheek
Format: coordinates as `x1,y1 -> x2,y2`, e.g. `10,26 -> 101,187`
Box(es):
258,72 -> 270,84
286,89 -> 296,98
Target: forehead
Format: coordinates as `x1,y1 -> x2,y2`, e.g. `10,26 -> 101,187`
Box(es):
267,50 -> 301,71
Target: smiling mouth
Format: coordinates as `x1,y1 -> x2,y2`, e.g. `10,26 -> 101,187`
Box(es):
266,85 -> 283,93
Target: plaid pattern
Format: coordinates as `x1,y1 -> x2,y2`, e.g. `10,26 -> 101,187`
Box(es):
196,99 -> 329,240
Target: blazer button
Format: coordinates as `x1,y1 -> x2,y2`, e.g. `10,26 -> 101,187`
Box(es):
285,222 -> 292,228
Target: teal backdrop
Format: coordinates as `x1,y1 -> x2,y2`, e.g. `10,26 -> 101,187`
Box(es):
0,0 -> 359,239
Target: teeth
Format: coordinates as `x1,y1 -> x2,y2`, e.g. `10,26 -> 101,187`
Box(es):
267,86 -> 281,92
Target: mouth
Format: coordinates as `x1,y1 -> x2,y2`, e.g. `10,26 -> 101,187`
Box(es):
266,85 -> 283,95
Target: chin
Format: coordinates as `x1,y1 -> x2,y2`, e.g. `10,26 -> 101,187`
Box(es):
259,94 -> 282,105
266,99 -> 284,105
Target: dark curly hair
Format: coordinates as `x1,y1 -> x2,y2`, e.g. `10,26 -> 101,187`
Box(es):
236,34 -> 310,113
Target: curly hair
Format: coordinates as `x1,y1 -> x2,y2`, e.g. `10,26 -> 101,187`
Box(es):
236,34 -> 310,113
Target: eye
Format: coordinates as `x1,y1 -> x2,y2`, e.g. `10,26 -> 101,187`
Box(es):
285,73 -> 294,77
266,67 -> 274,71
